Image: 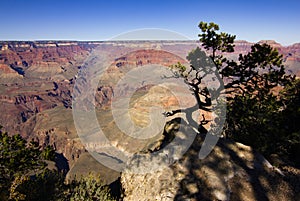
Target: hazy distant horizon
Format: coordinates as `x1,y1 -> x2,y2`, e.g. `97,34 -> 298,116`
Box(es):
1,39 -> 299,47
1,34 -> 299,47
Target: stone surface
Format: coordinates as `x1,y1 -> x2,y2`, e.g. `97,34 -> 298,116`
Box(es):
121,122 -> 300,201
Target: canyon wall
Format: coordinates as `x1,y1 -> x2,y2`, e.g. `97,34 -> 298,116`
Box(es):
0,40 -> 299,174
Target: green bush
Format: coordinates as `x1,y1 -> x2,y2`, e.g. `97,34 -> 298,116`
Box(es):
0,128 -> 118,200
226,79 -> 300,166
65,174 -> 116,201
0,129 -> 46,200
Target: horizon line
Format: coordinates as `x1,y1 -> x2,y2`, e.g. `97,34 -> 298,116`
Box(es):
0,39 -> 299,46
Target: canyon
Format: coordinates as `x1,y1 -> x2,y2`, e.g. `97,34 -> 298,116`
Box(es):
0,40 -> 300,199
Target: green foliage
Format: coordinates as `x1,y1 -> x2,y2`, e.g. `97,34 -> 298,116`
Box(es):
8,169 -> 65,201
0,132 -> 44,177
41,145 -> 56,161
0,130 -> 46,200
197,21 -> 292,98
198,22 -> 236,55
223,44 -> 290,98
197,21 -> 298,166
0,129 -> 118,200
65,175 -> 116,201
172,21 -> 299,166
226,79 -> 300,166
225,93 -> 281,152
186,47 -> 214,70
276,79 -> 300,164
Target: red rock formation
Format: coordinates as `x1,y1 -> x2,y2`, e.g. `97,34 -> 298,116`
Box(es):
0,40 -> 299,168
0,41 -> 91,80
113,49 -> 187,67
0,63 -> 19,74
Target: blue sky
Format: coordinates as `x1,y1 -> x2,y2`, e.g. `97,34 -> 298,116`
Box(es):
1,0 -> 299,45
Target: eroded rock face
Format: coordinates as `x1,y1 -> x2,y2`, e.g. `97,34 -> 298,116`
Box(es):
0,41 -> 90,68
0,42 -> 193,171
0,40 -> 299,185
121,123 -> 299,201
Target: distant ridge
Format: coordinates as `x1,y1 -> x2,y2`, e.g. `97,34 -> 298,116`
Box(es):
0,39 -> 300,47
